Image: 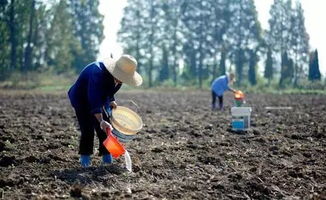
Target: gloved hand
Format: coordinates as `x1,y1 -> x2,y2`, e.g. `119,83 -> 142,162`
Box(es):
100,120 -> 113,132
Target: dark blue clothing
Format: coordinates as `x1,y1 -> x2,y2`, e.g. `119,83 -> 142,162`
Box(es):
74,107 -> 110,155
68,62 -> 122,114
212,90 -> 223,110
68,61 -> 121,156
211,75 -> 230,96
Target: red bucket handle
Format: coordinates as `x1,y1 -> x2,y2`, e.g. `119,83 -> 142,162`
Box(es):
106,127 -> 113,137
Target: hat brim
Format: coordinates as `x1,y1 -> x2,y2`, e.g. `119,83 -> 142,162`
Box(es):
102,57 -> 143,87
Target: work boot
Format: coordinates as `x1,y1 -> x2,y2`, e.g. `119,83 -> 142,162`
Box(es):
102,154 -> 113,164
80,155 -> 91,168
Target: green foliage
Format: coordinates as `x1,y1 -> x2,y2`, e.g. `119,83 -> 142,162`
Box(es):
233,74 -> 326,95
118,0 -> 147,74
0,69 -> 75,90
264,47 -> 273,85
46,0 -> 82,74
118,0 -> 264,89
0,0 -> 319,92
267,0 -> 292,52
267,0 -> 310,88
227,0 -> 262,86
158,45 -> 169,82
219,50 -> 226,77
248,50 -> 258,85
119,0 -> 170,87
180,62 -> 198,87
279,51 -> 294,87
299,79 -> 325,90
291,2 -> 310,86
0,0 -> 104,83
69,0 -> 104,70
157,79 -> 177,88
0,21 -> 9,79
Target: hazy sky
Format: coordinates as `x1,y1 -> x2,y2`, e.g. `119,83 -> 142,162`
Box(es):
98,0 -> 326,75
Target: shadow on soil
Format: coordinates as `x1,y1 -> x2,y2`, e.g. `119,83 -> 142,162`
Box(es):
52,164 -> 126,184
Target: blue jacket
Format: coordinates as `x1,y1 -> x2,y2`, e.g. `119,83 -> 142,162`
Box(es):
68,62 -> 121,114
211,75 -> 230,96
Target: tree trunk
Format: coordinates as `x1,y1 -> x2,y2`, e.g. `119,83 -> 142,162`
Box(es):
148,0 -> 154,87
23,0 -> 36,72
171,2 -> 179,87
198,48 -> 203,89
9,0 -> 17,71
171,28 -> 177,86
148,56 -> 153,87
136,10 -> 141,74
220,50 -> 226,76
148,33 -> 153,87
236,1 -> 243,87
212,54 -> 217,83
198,2 -> 204,89
236,49 -> 243,87
293,50 -> 299,87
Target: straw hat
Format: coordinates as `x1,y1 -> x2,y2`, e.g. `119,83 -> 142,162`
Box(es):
102,55 -> 143,86
228,72 -> 236,83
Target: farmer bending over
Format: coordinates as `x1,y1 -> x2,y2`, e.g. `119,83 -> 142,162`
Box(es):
211,73 -> 236,110
68,55 -> 143,167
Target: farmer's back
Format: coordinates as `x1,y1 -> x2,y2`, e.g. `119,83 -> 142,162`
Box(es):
211,75 -> 229,96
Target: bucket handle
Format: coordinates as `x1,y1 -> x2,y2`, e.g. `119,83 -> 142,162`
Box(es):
105,100 -> 140,118
122,99 -> 140,113
106,127 -> 114,137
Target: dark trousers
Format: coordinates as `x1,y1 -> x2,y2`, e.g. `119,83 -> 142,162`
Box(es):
212,91 -> 223,109
74,108 -> 110,156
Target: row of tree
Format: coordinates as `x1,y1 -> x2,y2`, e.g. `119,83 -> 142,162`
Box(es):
118,0 -> 322,88
0,0 -> 322,88
0,0 -> 103,80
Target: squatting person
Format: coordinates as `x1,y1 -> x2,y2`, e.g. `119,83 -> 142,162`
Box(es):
68,55 -> 143,167
211,73 -> 237,110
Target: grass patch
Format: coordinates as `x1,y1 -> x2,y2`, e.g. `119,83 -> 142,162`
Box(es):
0,71 -> 325,95
0,70 -> 75,92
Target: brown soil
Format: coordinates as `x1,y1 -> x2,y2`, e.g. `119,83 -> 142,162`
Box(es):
0,90 -> 325,199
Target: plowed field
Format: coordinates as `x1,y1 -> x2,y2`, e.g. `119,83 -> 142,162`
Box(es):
0,90 -> 325,199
